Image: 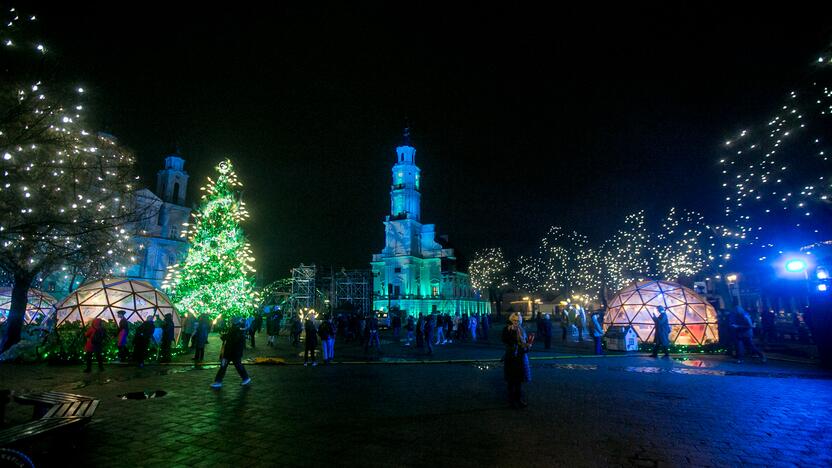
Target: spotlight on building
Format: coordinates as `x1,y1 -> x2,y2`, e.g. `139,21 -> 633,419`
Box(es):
785,259 -> 808,273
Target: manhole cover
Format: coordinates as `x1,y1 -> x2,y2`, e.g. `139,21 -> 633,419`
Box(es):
118,390 -> 167,400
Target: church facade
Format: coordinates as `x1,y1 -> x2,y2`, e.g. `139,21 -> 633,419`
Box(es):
40,153 -> 191,297
124,154 -> 191,288
371,131 -> 488,317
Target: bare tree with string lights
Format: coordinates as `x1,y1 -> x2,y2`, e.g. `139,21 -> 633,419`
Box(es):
719,47 -> 832,262
0,8 -> 141,351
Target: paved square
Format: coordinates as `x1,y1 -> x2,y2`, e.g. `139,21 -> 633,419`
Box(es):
2,327 -> 831,467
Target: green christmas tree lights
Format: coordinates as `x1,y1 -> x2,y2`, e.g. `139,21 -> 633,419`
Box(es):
163,159 -> 258,320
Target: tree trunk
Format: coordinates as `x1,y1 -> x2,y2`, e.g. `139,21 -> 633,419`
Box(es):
1,272 -> 34,353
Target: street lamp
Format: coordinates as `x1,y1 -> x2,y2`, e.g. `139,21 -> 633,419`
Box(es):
726,274 -> 740,306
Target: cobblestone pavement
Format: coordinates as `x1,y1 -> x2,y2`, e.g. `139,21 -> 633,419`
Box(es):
2,328 -> 831,467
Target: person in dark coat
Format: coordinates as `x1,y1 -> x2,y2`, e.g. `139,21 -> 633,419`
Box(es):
291,315 -> 303,346
559,308 -> 569,342
159,313 -> 175,363
133,316 -> 155,368
481,313 -> 490,341
180,313 -> 194,350
415,313 -> 425,348
211,317 -> 251,388
502,312 -> 533,408
83,318 -> 106,373
391,313 -> 402,340
318,315 -> 335,363
591,310 -> 605,355
365,314 -> 381,353
538,314 -> 553,350
423,314 -> 434,355
266,308 -> 282,347
116,310 -> 130,362
405,315 -> 415,346
650,306 -> 671,358
193,314 -> 210,363
304,312 -> 319,366
731,304 -> 767,363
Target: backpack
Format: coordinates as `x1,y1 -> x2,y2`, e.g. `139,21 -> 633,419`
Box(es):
92,327 -> 106,345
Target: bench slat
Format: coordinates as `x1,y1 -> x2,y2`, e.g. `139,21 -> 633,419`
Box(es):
0,417 -> 85,446
43,400 -> 99,419
14,392 -> 93,406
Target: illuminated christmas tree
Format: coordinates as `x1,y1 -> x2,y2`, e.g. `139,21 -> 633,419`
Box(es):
163,159 -> 258,321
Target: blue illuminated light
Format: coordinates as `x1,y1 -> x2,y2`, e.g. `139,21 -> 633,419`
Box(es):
817,267 -> 829,280
785,259 -> 807,272
818,284 -> 828,292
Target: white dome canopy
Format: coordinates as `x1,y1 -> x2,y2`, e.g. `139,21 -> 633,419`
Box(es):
604,280 -> 718,345
55,278 -> 181,341
0,288 -> 57,325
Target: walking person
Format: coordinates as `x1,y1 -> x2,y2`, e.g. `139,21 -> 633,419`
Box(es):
180,313 -> 194,350
83,318 -> 106,373
591,310 -> 605,355
434,314 -> 445,345
481,313 -> 490,341
559,308 -> 569,342
731,302 -> 767,364
469,314 -> 478,341
405,315 -> 415,346
304,311 -> 319,366
415,313 -> 425,349
502,312 -> 533,408
392,312 -> 402,341
424,314 -> 434,355
291,314 -> 303,347
319,315 -> 335,363
650,306 -> 671,358
159,313 -> 175,363
365,313 -> 381,353
211,318 -> 251,388
539,314 -> 553,350
574,306 -> 586,342
116,310 -> 130,362
133,316 -> 155,368
245,315 -> 256,349
193,314 -> 210,363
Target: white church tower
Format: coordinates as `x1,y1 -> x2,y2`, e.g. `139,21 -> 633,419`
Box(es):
371,129 -> 487,317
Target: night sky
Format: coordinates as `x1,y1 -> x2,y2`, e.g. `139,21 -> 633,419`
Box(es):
31,2 -> 832,282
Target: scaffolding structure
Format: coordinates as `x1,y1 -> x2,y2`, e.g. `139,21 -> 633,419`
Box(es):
291,264 -> 317,312
334,269 -> 370,316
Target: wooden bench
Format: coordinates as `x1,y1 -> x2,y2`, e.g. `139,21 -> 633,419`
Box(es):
13,392 -> 95,419
0,391 -> 99,449
0,417 -> 86,447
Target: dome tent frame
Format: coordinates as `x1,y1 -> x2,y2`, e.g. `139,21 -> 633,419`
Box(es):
604,280 -> 718,346
55,278 -> 181,341
0,288 -> 57,325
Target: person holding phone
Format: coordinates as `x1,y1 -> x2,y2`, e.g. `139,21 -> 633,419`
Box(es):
502,312 -> 533,408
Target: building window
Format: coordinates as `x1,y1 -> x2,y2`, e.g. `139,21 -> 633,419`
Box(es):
172,182 -> 180,203
394,267 -> 402,273
432,286 -> 438,296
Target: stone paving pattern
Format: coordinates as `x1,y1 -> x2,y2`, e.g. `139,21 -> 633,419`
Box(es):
1,326 -> 831,467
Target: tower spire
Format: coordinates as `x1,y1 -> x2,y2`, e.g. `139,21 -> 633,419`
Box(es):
402,125 -> 411,146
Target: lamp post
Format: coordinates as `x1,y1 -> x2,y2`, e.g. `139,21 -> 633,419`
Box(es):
726,274 -> 740,307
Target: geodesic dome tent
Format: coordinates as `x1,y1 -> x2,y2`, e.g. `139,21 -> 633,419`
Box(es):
55,278 -> 181,341
0,288 -> 57,325
604,280 -> 718,346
